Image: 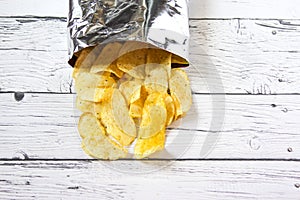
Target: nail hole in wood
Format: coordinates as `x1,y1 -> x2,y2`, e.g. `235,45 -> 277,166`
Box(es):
68,186 -> 79,190
295,183 -> 300,188
272,30 -> 277,35
287,147 -> 293,152
14,92 -> 24,102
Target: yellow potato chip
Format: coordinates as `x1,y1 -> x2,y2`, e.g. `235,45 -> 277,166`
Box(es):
171,92 -> 183,120
99,89 -> 136,146
117,42 -> 148,79
164,94 -> 175,126
103,119 -> 135,146
119,79 -> 143,105
100,111 -> 135,146
129,98 -> 144,119
134,128 -> 165,159
110,89 -> 137,137
169,68 -> 192,117
76,96 -> 95,113
73,47 -> 99,79
75,72 -> 116,91
138,93 -> 167,139
78,113 -> 127,160
75,72 -> 116,102
171,54 -> 189,65
129,85 -> 147,119
90,42 -> 124,78
77,87 -> 114,103
146,48 -> 172,79
144,63 -> 168,94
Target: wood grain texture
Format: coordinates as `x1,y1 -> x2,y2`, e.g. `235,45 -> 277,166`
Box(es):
0,93 -> 299,159
1,0 -> 300,19
0,160 -> 299,199
1,18 -> 300,93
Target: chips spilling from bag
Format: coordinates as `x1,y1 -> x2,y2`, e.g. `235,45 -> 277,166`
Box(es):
73,41 -> 192,160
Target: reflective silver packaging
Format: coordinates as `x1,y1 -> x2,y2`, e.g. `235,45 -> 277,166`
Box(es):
67,0 -> 190,66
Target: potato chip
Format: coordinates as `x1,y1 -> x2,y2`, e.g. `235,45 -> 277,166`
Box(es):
134,129 -> 165,159
99,89 -> 136,145
79,113 -> 127,160
129,85 -> 147,119
100,107 -> 135,146
75,72 -> 116,102
144,63 -> 168,94
171,54 -> 189,65
77,87 -> 114,103
164,94 -> 175,126
76,96 -> 95,113
73,47 -> 99,79
117,42 -> 148,79
138,93 -> 167,139
146,48 -> 172,79
90,42 -> 124,78
169,68 -> 192,117
110,89 -> 137,137
75,72 -> 116,91
119,79 -> 143,105
129,98 -> 144,119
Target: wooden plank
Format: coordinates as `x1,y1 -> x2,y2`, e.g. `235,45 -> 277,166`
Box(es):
0,93 -> 299,159
1,18 -> 300,93
1,0 -> 300,19
0,160 -> 299,199
189,0 -> 300,19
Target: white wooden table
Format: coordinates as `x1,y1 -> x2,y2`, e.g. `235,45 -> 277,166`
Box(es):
1,0 -> 300,199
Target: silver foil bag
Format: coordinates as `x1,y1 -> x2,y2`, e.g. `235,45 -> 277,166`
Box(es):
67,0 -> 190,66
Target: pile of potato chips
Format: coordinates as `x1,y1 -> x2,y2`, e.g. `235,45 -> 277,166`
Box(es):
73,41 -> 192,160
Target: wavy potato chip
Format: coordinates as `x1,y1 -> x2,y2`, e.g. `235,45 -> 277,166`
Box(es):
134,129 -> 165,159
169,68 -> 192,117
78,113 -> 127,160
138,93 -> 167,139
90,42 -> 124,78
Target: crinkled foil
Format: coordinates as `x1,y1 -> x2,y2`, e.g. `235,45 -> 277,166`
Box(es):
67,0 -> 190,66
